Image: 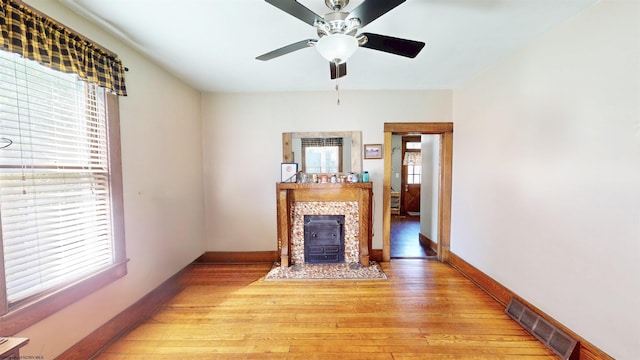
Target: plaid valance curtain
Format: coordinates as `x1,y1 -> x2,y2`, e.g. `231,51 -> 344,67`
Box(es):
403,152 -> 421,165
0,0 -> 127,96
301,138 -> 343,147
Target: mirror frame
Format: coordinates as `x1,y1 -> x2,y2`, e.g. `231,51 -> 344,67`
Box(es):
282,131 -> 362,174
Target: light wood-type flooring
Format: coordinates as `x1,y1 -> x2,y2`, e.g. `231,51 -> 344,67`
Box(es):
390,214 -> 436,258
95,261 -> 555,359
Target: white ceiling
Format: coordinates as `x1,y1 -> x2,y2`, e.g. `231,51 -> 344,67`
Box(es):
58,0 -> 598,93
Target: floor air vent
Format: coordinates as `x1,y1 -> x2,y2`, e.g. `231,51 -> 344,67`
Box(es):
505,298 -> 579,360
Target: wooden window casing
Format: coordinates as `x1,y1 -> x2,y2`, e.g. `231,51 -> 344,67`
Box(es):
0,52 -> 126,335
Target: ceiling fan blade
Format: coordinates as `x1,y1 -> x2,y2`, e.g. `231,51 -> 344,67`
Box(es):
346,0 -> 405,27
264,0 -> 323,27
360,33 -> 425,58
256,39 -> 315,61
330,62 -> 347,79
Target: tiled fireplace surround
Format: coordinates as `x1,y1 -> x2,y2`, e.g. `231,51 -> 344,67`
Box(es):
293,202 -> 358,264
275,183 -> 373,268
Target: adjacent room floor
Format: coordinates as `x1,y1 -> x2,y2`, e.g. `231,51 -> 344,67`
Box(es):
390,213 -> 436,258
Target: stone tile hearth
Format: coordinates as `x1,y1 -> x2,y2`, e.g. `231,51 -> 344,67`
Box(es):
264,262 -> 387,281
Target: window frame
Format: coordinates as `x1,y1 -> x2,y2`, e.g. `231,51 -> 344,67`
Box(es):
403,138 -> 422,185
301,145 -> 343,174
406,163 -> 422,185
300,137 -> 344,174
0,91 -> 127,335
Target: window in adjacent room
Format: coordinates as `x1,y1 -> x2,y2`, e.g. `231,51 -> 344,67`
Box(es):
404,141 -> 422,184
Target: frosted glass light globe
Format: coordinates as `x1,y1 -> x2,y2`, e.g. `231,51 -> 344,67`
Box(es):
316,34 -> 358,64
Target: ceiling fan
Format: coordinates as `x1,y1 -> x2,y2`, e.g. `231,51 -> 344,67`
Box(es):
256,0 -> 425,79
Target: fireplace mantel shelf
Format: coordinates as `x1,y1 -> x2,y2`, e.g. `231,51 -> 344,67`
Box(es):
276,182 -> 373,268
276,182 -> 372,190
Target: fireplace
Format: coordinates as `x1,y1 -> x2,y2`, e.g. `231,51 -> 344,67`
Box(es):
275,182 -> 373,268
304,215 -> 345,264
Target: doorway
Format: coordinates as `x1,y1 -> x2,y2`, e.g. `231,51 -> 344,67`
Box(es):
390,135 -> 439,259
383,123 -> 453,262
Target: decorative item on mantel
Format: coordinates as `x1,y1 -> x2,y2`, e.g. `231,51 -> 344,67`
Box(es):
289,171 -> 370,184
281,163 -> 298,183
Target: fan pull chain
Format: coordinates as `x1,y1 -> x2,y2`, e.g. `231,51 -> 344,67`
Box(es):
335,77 -> 340,105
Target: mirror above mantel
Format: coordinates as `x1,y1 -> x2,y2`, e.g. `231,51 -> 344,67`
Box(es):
282,131 -> 362,174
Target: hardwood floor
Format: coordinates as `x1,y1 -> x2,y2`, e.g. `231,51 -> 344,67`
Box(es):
95,261 -> 555,359
391,214 -> 436,258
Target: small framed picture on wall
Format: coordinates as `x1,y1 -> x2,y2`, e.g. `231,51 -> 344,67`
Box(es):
364,144 -> 383,159
281,163 -> 298,183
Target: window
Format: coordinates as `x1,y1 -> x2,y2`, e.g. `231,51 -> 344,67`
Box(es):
0,49 -> 126,332
403,140 -> 422,184
407,164 -> 421,184
301,138 -> 343,173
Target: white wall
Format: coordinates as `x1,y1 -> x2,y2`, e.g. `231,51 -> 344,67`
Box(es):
451,0 -> 639,358
17,2 -> 206,358
202,90 -> 452,251
420,135 -> 439,242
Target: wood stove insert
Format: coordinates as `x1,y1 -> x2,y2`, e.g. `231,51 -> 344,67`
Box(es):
304,215 -> 345,264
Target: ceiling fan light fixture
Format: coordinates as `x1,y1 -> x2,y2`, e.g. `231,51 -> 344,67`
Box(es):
316,33 -> 358,64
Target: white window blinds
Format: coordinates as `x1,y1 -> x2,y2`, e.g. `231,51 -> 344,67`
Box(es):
0,50 -> 114,305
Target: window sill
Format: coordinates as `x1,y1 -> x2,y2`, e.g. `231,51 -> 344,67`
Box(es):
0,260 -> 128,336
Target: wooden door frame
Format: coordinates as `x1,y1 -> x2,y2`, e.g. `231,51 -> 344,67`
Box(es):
383,123 -> 453,262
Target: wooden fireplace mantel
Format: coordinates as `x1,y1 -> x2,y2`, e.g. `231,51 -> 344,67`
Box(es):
276,182 -> 373,268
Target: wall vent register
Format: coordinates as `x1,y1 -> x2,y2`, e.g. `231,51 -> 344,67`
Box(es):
505,298 -> 579,360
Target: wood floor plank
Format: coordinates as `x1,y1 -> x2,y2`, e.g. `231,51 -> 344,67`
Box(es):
95,261 -> 556,359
